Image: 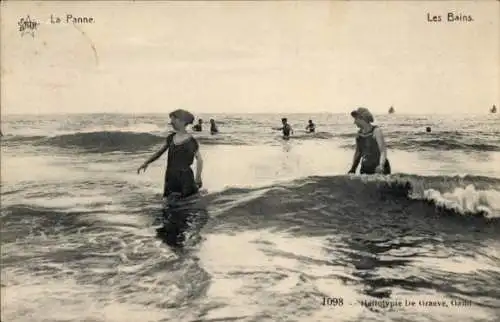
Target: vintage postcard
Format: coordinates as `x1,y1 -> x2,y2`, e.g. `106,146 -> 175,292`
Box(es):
1,1 -> 499,322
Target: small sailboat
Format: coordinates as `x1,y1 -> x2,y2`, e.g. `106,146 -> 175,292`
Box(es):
388,106 -> 395,114
491,105 -> 497,113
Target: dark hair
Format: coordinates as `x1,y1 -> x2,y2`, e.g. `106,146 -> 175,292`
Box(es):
350,108 -> 374,123
281,118 -> 287,122
169,109 -> 195,125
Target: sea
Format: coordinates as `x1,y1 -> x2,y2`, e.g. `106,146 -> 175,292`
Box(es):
1,112 -> 500,322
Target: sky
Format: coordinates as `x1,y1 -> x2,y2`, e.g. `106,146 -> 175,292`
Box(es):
1,1 -> 498,115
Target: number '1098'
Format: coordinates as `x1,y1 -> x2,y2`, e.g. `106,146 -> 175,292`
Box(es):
322,297 -> 344,306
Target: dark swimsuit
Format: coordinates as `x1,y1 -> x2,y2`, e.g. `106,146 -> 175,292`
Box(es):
355,126 -> 391,175
193,124 -> 202,132
159,133 -> 206,247
163,133 -> 199,198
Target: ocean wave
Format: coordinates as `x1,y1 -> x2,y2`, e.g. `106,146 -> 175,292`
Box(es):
194,135 -> 248,146
4,174 -> 499,225
291,132 -> 335,140
37,131 -> 166,153
2,174 -> 499,277
1,135 -> 47,142
3,128 -> 499,153
1,131 -> 247,153
208,174 -> 500,235
421,185 -> 497,217
3,173 -> 499,322
336,129 -> 500,152
389,138 -> 500,152
340,137 -> 499,152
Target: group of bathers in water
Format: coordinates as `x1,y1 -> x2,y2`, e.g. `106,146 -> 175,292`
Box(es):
192,118 -> 218,135
148,110 -> 390,247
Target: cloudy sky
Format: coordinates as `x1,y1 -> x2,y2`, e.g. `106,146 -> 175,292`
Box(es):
1,1 -> 498,115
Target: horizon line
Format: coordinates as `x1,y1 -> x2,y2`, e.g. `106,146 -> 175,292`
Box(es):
1,111 -> 497,117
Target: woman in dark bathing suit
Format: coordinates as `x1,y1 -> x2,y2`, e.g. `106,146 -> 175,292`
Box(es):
137,109 -> 206,247
348,107 -> 391,175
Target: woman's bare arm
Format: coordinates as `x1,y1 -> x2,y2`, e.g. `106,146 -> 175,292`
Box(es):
146,142 -> 169,165
350,143 -> 362,173
373,127 -> 387,167
137,142 -> 169,173
194,150 -> 203,185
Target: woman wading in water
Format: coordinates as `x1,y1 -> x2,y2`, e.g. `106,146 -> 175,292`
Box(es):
348,107 -> 391,175
137,109 -> 207,247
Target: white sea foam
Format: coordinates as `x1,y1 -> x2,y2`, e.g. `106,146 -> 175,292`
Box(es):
422,185 -> 500,218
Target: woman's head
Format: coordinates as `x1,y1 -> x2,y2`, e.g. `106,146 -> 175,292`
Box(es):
169,109 -> 195,130
281,117 -> 287,124
350,107 -> 374,129
210,118 -> 215,124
